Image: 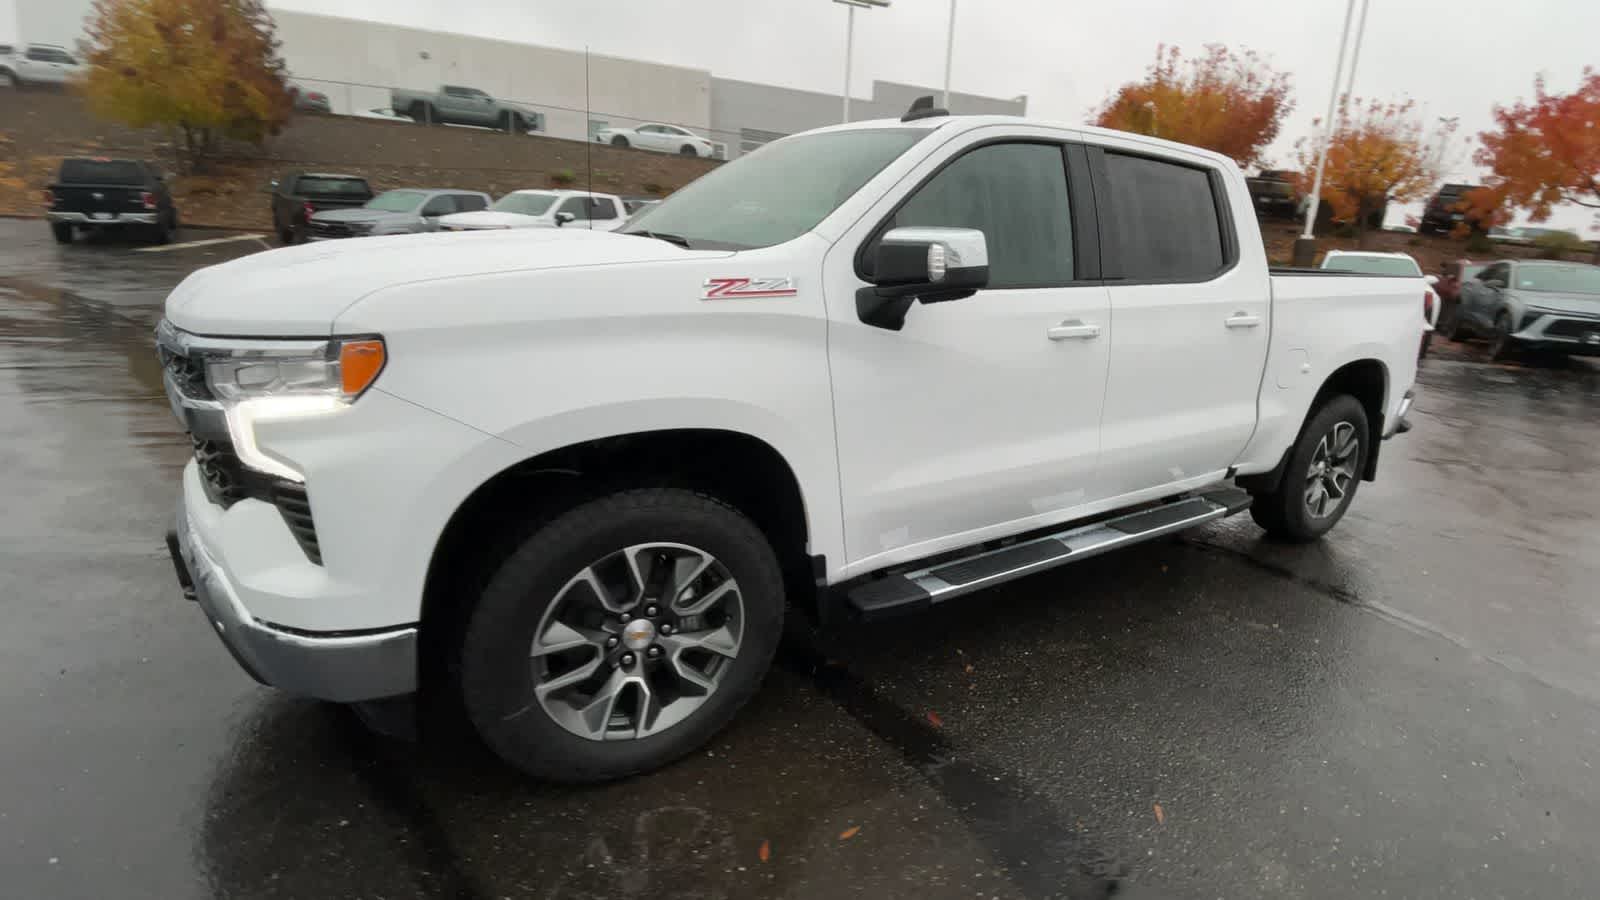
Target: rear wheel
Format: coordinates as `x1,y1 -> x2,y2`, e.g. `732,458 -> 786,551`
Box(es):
459,488 -> 785,782
611,135 -> 630,149
409,102 -> 432,124
1249,394 -> 1369,542
1443,302 -> 1470,341
50,222 -> 72,244
148,212 -> 175,245
0,69 -> 16,89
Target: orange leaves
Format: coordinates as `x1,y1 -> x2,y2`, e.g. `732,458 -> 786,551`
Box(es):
79,0 -> 293,161
1474,68 -> 1600,223
1093,43 -> 1294,169
1153,803 -> 1166,825
1294,96 -> 1444,228
838,825 -> 861,841
758,839 -> 771,862
926,710 -> 944,728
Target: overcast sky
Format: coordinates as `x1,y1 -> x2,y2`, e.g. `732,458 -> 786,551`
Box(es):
7,0 -> 1598,232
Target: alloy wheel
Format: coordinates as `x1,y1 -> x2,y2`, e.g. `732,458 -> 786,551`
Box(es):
1304,421 -> 1359,519
530,542 -> 744,741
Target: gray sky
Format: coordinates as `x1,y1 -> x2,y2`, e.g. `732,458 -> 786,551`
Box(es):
8,0 -> 1598,233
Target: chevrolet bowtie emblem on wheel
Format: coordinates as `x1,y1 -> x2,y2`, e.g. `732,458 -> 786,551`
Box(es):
701,276 -> 798,300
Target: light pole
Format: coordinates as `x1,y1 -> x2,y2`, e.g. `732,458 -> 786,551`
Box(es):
1296,0 -> 1360,263
941,0 -> 957,109
834,0 -> 890,124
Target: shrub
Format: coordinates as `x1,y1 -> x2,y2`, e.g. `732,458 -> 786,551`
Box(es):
548,169 -> 576,187
1532,230 -> 1587,259
1464,231 -> 1494,254
641,181 -> 666,196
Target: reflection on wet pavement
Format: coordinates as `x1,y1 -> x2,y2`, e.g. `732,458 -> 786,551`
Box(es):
3,218 -> 1600,899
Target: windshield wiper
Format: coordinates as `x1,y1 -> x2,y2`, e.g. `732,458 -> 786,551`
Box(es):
623,229 -> 692,249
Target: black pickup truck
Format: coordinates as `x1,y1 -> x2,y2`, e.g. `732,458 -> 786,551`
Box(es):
46,157 -> 179,244
270,171 -> 374,244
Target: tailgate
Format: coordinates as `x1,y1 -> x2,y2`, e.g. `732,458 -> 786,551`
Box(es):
51,185 -> 149,217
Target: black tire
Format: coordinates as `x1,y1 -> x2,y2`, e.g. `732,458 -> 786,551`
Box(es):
679,144 -> 697,157
1249,394 -> 1370,543
611,135 -> 629,148
459,487 -> 785,782
1489,311 -> 1518,361
149,213 -> 175,245
499,110 -> 516,132
278,226 -> 296,245
50,222 -> 73,244
409,102 -> 431,124
0,69 -> 17,90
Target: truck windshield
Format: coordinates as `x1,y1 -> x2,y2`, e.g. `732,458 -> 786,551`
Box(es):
493,193 -> 558,216
623,128 -> 928,250
1322,256 -> 1422,277
365,190 -> 427,212
1517,264 -> 1600,294
297,176 -> 371,197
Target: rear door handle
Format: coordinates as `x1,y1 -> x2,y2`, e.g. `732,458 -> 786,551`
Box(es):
1047,319 -> 1101,341
1224,312 -> 1262,329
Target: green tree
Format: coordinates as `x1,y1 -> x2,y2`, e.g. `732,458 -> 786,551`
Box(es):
78,0 -> 292,171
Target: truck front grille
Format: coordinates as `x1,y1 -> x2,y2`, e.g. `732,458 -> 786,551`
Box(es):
190,436 -> 323,565
308,220 -> 371,239
1544,318 -> 1598,339
160,345 -> 213,400
271,483 -> 323,565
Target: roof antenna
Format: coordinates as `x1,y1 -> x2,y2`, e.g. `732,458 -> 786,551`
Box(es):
584,46 -> 593,201
902,95 -> 949,122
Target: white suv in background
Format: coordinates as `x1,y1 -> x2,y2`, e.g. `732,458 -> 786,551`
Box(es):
0,43 -> 83,88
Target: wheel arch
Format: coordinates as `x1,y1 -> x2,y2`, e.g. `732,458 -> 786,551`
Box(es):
1239,357 -> 1389,494
418,428 -> 819,687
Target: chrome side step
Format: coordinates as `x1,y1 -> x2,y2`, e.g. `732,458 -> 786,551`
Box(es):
845,486 -> 1252,621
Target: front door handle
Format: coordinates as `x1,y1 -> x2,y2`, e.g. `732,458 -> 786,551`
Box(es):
1224,312 -> 1262,329
1047,319 -> 1101,341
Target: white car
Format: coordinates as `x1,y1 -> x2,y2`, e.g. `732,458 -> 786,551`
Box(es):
0,43 -> 82,88
437,190 -> 628,232
159,109 -> 1423,783
596,122 -> 716,157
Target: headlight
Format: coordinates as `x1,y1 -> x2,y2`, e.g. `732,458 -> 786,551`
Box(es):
202,337 -> 386,481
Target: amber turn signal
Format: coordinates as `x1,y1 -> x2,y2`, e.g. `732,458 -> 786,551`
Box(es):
339,339 -> 386,397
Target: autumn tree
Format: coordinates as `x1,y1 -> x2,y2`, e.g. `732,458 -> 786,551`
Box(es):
1094,44 -> 1293,169
78,0 -> 292,171
1465,69 -> 1600,257
1295,97 -> 1446,240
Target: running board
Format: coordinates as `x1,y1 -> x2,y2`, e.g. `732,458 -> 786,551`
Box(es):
845,486 -> 1253,621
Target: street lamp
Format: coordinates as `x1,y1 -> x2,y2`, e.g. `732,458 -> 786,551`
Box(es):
1296,0 -> 1359,264
834,0 -> 890,124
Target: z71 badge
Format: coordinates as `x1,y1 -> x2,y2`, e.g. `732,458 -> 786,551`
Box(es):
701,277 -> 798,300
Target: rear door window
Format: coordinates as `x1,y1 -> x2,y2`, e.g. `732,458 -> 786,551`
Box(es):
452,194 -> 488,212
1100,152 -> 1228,282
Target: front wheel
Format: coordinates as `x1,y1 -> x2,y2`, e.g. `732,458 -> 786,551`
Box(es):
1442,302 -> 1470,341
679,144 -> 698,157
1249,394 -> 1370,542
459,488 -> 785,782
1489,311 -> 1519,362
51,222 -> 73,244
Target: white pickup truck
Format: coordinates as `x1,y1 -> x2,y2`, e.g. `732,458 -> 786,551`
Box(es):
159,104 -> 1421,781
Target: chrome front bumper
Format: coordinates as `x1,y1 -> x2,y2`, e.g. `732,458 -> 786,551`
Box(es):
169,495 -> 418,703
48,211 -> 158,225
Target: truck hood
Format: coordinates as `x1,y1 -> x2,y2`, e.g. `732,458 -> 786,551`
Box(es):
437,210 -> 550,230
164,228 -> 728,335
1515,290 -> 1600,317
311,208 -> 413,227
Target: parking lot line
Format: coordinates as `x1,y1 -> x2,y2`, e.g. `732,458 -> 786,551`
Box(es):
136,234 -> 271,253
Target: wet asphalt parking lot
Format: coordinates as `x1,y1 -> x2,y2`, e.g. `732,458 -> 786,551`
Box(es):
2,216 -> 1599,899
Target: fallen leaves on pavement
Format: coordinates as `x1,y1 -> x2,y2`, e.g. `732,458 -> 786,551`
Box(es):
839,825 -> 861,840
758,839 -> 771,862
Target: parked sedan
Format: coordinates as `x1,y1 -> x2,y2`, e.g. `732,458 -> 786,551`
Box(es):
306,189 -> 490,240
1449,260 -> 1600,359
595,122 -> 717,157
437,190 -> 628,232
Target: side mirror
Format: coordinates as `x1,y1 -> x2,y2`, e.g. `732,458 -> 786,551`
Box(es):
857,226 -> 990,330
1424,274 -> 1439,286
555,211 -> 575,227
